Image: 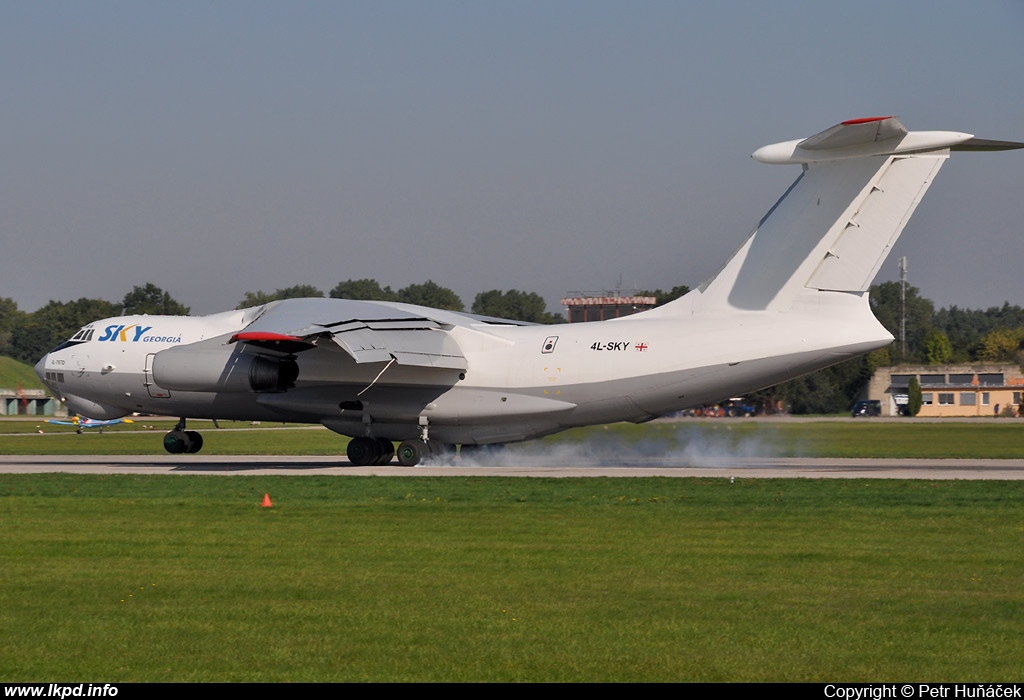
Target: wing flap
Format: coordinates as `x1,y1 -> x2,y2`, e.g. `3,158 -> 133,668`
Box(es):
231,299 -> 468,370
327,327 -> 467,369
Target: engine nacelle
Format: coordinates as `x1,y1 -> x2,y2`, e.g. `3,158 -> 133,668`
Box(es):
152,344 -> 298,393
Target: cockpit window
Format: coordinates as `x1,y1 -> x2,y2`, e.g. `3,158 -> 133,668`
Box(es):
70,326 -> 95,342
46,326 -> 95,354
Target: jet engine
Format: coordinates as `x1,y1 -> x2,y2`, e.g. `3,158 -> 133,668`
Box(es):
152,344 -> 298,393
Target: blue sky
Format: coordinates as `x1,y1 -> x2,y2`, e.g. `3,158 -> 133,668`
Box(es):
3,1 -> 1023,314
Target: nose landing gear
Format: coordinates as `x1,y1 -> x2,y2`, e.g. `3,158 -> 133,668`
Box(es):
163,419 -> 203,454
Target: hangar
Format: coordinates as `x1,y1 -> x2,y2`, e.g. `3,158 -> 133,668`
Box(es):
0,387 -> 62,416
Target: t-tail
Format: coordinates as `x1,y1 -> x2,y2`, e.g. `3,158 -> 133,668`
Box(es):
658,116 -> 1024,317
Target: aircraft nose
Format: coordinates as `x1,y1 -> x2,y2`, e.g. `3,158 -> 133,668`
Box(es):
34,354 -> 47,382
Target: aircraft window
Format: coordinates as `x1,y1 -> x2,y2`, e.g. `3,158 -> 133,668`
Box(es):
70,327 -> 95,342
47,339 -> 86,353
47,326 -> 95,354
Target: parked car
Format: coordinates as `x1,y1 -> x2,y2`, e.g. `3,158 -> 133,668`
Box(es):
851,399 -> 881,417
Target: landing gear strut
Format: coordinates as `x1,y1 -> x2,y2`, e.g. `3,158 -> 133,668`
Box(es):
163,418 -> 203,454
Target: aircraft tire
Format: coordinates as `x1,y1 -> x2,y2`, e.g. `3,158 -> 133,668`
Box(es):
163,430 -> 191,455
185,431 -> 204,453
347,437 -> 381,466
396,440 -> 423,467
374,438 -> 395,465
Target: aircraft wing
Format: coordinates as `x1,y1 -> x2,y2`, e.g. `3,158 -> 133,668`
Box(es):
230,298 -> 468,371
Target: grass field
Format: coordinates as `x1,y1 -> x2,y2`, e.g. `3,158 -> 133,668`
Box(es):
2,418 -> 1024,681
1,474 -> 1022,682
0,357 -> 45,391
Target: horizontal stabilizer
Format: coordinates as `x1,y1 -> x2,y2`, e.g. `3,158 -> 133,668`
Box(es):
752,116 -> 975,164
951,137 -> 1024,152
798,116 -> 905,150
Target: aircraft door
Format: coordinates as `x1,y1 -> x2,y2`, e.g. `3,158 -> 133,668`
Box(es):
144,354 -> 172,398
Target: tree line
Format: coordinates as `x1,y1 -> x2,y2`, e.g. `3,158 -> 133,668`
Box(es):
5,279 -> 1024,414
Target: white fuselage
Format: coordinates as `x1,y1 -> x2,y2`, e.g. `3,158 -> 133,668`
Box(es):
36,291 -> 890,445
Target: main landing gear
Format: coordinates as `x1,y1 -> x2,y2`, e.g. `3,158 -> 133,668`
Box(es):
346,436 -> 396,466
395,439 -> 454,467
345,436 -> 455,466
163,419 -> 203,454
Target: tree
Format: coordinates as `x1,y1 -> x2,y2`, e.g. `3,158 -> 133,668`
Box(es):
907,376 -> 923,416
7,298 -> 120,364
775,353 -> 878,414
923,329 -> 953,365
396,281 -> 464,311
977,327 -> 1024,363
121,283 -> 190,315
637,285 -> 691,307
934,302 -> 1024,361
329,279 -> 399,302
237,285 -> 324,309
776,364 -> 853,414
0,297 -> 25,355
869,282 -> 935,364
472,289 -> 562,324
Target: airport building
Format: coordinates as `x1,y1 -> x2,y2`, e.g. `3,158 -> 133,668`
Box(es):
865,364 -> 1024,417
0,388 -> 63,416
560,291 -> 657,323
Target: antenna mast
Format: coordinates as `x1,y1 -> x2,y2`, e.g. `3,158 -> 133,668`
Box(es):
899,256 -> 907,361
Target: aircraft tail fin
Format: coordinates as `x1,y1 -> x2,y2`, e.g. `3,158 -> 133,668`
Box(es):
675,117 -> 1023,314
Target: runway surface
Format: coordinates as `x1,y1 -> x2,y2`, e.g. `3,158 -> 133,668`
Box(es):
3,454 -> 1024,479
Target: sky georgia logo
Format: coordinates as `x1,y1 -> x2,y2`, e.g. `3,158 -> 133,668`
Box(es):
97,324 -> 180,343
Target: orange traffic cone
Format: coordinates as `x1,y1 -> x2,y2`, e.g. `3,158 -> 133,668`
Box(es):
261,493 -> 273,508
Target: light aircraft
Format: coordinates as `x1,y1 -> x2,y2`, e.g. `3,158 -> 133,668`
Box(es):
34,117 -> 1023,465
45,416 -> 134,433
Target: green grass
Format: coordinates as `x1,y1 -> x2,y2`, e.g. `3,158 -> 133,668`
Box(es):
556,420 -> 1024,459
4,418 -> 1024,680
1,475 -> 1022,681
0,356 -> 45,391
7,417 -> 1024,458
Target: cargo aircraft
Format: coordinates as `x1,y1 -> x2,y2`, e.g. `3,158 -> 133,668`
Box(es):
35,117 -> 1023,465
